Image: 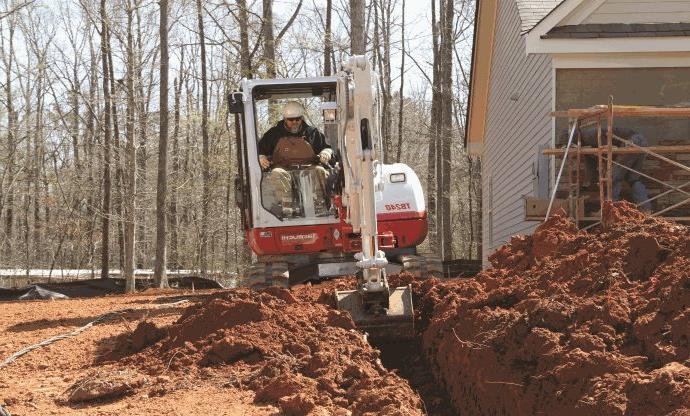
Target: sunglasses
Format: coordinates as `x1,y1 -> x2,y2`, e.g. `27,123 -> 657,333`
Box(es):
285,117 -> 302,122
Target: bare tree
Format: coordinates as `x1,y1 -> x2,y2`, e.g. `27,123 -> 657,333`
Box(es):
123,0 -> 137,292
324,0 -> 333,75
1,13 -> 17,259
427,0 -> 439,253
236,0 -> 252,78
99,0 -> 112,279
350,0 -> 365,54
438,0 -> 454,260
395,0 -> 405,163
153,0 -> 169,287
196,0 -> 210,277
168,48 -> 184,271
0,0 -> 480,276
262,0 -> 276,78
107,19 -> 124,273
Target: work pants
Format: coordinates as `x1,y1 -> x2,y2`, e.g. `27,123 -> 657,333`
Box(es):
261,165 -> 329,216
612,133 -> 651,211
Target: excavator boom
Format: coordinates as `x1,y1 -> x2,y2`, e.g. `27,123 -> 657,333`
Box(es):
334,55 -> 415,339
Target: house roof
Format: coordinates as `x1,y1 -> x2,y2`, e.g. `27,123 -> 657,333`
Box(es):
543,23 -> 690,39
515,0 -> 564,34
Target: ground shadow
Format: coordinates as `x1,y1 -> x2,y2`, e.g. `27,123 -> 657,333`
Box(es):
5,305 -> 188,334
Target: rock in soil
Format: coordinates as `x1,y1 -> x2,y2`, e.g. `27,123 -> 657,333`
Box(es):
66,370 -> 147,403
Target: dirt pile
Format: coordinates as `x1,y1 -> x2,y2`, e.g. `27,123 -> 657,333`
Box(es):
422,202 -> 690,416
96,286 -> 424,415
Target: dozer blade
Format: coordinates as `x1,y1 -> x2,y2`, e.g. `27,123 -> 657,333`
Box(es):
335,285 -> 414,340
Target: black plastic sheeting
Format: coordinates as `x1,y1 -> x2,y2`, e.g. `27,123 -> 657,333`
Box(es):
0,276 -> 223,301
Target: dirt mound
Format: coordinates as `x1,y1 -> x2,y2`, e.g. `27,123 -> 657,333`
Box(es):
102,320 -> 166,361
109,288 -> 423,415
422,203 -> 690,416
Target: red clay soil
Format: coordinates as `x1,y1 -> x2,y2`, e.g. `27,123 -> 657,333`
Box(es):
95,286 -> 424,416
0,291 -> 281,415
420,202 -> 690,416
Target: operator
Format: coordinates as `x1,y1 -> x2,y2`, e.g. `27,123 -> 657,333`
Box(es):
258,101 -> 333,216
561,125 -> 651,212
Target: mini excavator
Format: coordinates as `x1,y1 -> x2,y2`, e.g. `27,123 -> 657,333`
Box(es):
229,55 -> 441,338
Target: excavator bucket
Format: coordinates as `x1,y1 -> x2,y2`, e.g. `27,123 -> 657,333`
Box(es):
335,285 -> 415,340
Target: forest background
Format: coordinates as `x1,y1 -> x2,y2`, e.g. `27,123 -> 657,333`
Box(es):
0,0 -> 479,283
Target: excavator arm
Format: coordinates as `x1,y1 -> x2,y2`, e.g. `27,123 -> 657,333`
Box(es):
334,56 -> 414,339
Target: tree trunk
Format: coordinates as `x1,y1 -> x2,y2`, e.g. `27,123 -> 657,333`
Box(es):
108,40 -> 125,272
33,51 -> 45,262
427,0 -> 440,254
350,0 -> 365,55
439,0 -> 454,260
154,0 -> 169,288
123,0 -> 138,293
395,0 -> 405,163
262,0 -> 276,78
236,0 -> 253,266
23,59 -> 30,275
2,19 -> 16,260
169,51 -> 184,271
236,0 -> 252,79
100,0 -> 113,279
374,0 -> 392,163
324,0 -> 333,75
135,0 -> 150,269
86,26 -> 98,276
71,48 -> 80,171
262,0 -> 279,119
196,0 -> 211,278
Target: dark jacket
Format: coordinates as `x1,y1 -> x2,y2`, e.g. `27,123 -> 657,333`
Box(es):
258,120 -> 330,157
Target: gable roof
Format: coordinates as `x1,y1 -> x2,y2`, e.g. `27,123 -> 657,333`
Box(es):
515,0 -> 564,34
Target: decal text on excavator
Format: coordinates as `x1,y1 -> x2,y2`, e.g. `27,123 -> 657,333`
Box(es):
384,202 -> 411,211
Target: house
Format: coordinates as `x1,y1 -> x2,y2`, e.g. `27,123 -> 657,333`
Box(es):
466,0 -> 690,264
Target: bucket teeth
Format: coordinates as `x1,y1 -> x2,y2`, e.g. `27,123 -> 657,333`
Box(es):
335,284 -> 415,340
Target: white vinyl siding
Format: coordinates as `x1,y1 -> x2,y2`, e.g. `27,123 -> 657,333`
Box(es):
482,0 -> 553,265
584,0 -> 690,24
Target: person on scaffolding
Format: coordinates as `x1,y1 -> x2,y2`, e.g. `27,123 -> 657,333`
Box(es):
258,101 -> 333,218
566,125 -> 652,213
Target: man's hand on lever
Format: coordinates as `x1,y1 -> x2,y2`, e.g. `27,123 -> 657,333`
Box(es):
318,149 -> 333,165
259,154 -> 271,170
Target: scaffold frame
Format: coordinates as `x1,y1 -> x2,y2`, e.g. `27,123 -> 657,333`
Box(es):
544,99 -> 690,229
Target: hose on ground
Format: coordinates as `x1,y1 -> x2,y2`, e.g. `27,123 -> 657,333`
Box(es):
0,300 -> 189,370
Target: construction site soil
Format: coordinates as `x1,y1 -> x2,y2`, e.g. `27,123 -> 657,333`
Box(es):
0,202 -> 688,415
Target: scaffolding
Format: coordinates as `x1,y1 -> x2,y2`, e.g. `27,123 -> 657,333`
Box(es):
543,99 -> 690,229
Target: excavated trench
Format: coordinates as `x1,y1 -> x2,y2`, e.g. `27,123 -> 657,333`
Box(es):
372,338 -> 455,416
